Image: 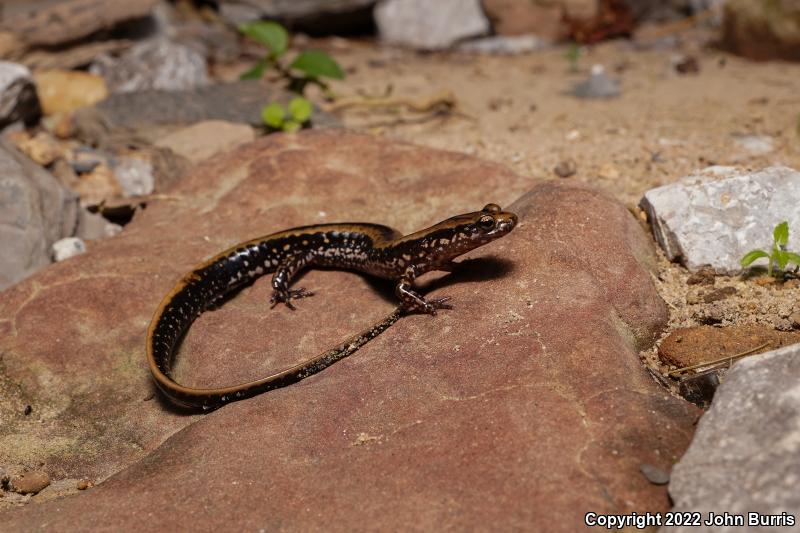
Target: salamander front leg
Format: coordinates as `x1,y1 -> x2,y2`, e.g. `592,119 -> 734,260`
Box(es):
395,267 -> 452,315
270,252 -> 316,310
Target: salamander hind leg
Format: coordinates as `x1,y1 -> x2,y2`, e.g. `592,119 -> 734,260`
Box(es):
270,251 -> 316,310
270,287 -> 315,310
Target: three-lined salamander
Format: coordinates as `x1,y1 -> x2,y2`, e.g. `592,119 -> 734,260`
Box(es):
147,203 -> 517,410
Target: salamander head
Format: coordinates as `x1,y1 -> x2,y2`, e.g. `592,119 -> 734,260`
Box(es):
397,203 -> 518,268
446,202 -> 517,253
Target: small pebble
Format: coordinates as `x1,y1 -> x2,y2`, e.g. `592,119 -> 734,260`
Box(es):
72,159 -> 101,174
790,311 -> 800,328
570,64 -> 620,99
23,405 -> 32,415
783,279 -> 799,289
76,479 -> 93,490
9,470 -> 50,495
553,159 -> 577,178
52,237 -> 87,262
703,286 -> 737,303
686,265 -> 716,285
696,305 -> 725,325
597,163 -> 620,180
640,463 -> 670,485
755,276 -> 777,286
672,54 -> 700,74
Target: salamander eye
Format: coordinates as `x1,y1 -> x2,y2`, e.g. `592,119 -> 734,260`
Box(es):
478,215 -> 495,229
482,203 -> 502,214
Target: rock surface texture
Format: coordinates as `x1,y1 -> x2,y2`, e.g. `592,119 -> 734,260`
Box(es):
481,0 -> 565,40
666,343 -> 800,533
640,166 -> 800,274
723,0 -> 800,62
0,138 -> 77,290
0,0 -> 158,47
0,131 -> 698,530
375,0 -> 491,50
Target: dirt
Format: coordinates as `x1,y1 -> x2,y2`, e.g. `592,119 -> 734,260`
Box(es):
220,25 -> 800,397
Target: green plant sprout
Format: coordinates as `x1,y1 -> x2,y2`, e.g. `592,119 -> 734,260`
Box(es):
239,21 -> 344,94
740,221 -> 800,277
238,21 -> 344,131
565,43 -> 582,73
261,97 -> 313,132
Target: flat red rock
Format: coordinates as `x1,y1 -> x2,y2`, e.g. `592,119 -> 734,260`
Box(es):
0,130 -> 698,530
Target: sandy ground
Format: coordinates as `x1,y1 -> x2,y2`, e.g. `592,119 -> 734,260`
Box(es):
259,27 -> 800,398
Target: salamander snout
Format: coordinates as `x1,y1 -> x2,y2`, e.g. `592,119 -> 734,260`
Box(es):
478,204 -> 517,238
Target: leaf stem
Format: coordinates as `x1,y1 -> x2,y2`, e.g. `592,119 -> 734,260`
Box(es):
667,341 -> 771,376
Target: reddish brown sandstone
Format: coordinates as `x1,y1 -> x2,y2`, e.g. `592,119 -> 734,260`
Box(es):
0,131 -> 697,530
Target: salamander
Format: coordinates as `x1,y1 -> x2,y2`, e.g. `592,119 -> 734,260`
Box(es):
147,203 -> 518,411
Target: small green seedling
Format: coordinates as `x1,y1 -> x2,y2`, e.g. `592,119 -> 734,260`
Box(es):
239,21 -> 345,95
740,221 -> 800,277
261,97 -> 313,132
565,43 -> 582,73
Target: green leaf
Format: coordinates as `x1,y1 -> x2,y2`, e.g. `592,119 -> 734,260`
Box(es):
261,103 -> 285,128
784,252 -> 800,266
289,50 -> 345,80
239,21 -> 288,58
774,221 -> 789,246
775,250 -> 790,270
282,120 -> 302,132
240,59 -> 267,80
288,97 -> 313,123
740,249 -> 770,267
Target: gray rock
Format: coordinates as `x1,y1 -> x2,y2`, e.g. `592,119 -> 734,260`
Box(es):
219,0 -> 376,33
72,81 -> 340,147
76,210 -> 122,241
640,463 -> 670,485
666,343 -> 800,533
570,65 -> 620,99
640,166 -> 800,274
112,157 -> 155,197
0,138 -> 78,290
0,61 -> 41,130
52,237 -> 87,262
90,37 -> 209,94
457,34 -> 546,55
375,0 -> 490,50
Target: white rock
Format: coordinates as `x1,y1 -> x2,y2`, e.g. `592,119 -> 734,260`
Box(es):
640,166 -> 800,274
0,61 -> 30,92
375,0 -> 490,50
91,37 -> 209,94
457,34 -> 546,55
732,133 -> 774,155
52,237 -> 86,262
665,343 -> 800,532
113,157 -> 155,197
